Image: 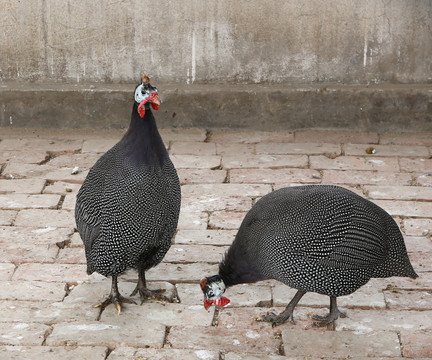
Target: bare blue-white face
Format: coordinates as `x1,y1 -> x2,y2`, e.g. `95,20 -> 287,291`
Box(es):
134,82 -> 159,104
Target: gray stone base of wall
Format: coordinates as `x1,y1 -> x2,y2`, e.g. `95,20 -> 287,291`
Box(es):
1,83 -> 431,132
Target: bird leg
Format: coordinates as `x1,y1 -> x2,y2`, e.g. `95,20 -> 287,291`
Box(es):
95,275 -> 136,321
312,296 -> 346,327
130,265 -> 170,304
256,290 -> 307,327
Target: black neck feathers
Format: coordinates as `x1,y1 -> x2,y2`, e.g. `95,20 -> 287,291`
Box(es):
120,103 -> 168,167
218,238 -> 266,288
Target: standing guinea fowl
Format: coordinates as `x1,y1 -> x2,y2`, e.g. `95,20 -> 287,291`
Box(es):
75,75 -> 181,320
200,185 -> 418,327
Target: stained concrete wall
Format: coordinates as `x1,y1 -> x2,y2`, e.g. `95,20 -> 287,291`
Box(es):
1,0 -> 431,84
1,0 -> 431,131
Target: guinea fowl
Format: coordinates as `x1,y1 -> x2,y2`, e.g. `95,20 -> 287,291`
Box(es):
201,185 -> 418,327
75,75 -> 181,320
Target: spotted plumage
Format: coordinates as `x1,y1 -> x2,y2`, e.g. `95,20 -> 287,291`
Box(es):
201,185 -> 418,327
75,77 -> 180,319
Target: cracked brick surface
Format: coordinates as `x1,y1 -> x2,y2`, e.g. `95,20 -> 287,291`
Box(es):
0,128 -> 431,359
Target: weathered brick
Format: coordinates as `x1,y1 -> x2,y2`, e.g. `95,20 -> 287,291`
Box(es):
145,263 -> 219,283
0,226 -> 73,245
225,284 -> 272,307
0,322 -> 50,346
417,172 -> 432,187
400,157 -> 432,172
12,263 -> 93,282
210,130 -> 294,144
177,169 -> 227,184
336,310 -> 432,332
181,195 -> 252,212
57,247 -> 86,264
160,128 -> 207,142
0,179 -> 46,194
3,163 -> 88,182
164,245 -> 228,263
0,150 -> 48,164
0,138 -> 82,152
365,185 -> 432,200
64,280 -> 174,304
14,209 -> 74,228
310,155 -> 399,172
0,263 -> 16,281
48,153 -> 100,169
99,302 -> 215,327
257,143 -> 341,156
46,320 -> 165,348
367,276 -> 432,292
281,329 -> 400,358
373,199 -> 432,218
322,170 -> 412,186
0,300 -> 99,324
170,142 -> 216,155
1,280 -> 65,302
408,252 -> 432,272
216,143 -> 255,155
176,283 -> 204,305
168,326 -> 281,355
82,138 -> 119,153
61,194 -> 76,211
174,229 -> 236,245
224,353 -> 289,360
209,211 -> 247,230
1,243 -> 58,264
295,130 -> 379,144
273,283 -> 386,309
384,290 -> 432,310
108,348 -> 219,360
70,231 -> 83,247
230,169 -> 321,184
217,306 -> 313,331
43,181 -> 81,194
0,210 -> 17,225
178,211 -> 208,230
222,154 -> 308,169
0,346 -> 108,360
345,143 -> 430,157
182,184 -> 272,197
404,236 -> 432,253
400,330 -> 432,358
380,132 -> 432,146
171,155 -> 221,169
403,218 -> 432,236
0,194 -> 60,209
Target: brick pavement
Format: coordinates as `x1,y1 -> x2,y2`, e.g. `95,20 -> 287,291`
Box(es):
0,128 -> 431,359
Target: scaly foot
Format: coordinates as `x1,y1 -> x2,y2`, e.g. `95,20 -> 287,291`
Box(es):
130,284 -> 170,304
95,292 -> 136,321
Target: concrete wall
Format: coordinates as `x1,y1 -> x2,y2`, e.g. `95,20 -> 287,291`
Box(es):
1,0 -> 431,85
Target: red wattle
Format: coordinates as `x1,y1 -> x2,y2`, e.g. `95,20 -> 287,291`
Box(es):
214,297 -> 230,307
138,99 -> 148,118
151,103 -> 160,110
203,298 -> 213,310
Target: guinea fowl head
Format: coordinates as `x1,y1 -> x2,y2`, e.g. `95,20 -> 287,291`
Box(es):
200,275 -> 230,310
134,74 -> 161,118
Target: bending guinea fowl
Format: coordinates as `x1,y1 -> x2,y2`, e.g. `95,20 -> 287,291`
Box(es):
200,185 -> 418,327
75,75 -> 181,320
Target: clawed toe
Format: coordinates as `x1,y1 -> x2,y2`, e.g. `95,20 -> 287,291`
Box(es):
311,306 -> 346,327
131,286 -> 170,304
95,293 -> 136,320
255,311 -> 295,327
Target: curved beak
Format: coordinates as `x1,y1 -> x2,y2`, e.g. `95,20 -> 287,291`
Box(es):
149,91 -> 161,106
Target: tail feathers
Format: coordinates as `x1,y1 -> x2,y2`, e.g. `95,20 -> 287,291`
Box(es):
371,258 -> 418,279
